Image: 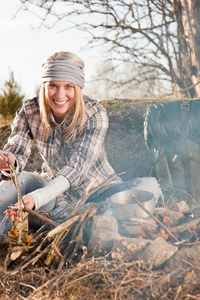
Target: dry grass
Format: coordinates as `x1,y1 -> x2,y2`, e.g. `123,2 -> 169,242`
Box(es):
0,241 -> 200,300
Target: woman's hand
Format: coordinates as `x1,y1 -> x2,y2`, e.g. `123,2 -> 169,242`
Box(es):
0,150 -> 16,171
10,194 -> 36,221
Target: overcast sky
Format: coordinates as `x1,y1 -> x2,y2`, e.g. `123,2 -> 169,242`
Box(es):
0,0 -> 98,99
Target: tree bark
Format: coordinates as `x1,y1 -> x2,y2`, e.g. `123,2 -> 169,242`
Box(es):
174,0 -> 200,97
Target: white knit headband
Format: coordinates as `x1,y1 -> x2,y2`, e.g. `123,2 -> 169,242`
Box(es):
41,60 -> 85,89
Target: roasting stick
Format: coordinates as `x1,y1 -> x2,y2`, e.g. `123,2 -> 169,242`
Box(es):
8,206 -> 59,227
5,154 -> 25,244
131,195 -> 179,242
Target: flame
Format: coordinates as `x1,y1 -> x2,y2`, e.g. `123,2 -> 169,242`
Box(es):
188,228 -> 197,235
139,231 -> 147,239
161,228 -> 169,240
163,215 -> 169,225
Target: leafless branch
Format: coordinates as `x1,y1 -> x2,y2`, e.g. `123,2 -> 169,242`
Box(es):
17,0 -> 200,97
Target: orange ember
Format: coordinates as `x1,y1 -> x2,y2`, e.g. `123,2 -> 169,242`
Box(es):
161,228 -> 169,240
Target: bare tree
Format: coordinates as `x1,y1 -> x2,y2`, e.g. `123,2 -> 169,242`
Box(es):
174,0 -> 200,97
18,0 -> 200,98
86,61 -> 165,100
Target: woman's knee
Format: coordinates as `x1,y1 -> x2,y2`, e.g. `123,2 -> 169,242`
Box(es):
0,171 -> 49,206
17,171 -> 49,195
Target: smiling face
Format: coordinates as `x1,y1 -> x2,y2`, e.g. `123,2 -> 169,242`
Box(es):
44,81 -> 75,123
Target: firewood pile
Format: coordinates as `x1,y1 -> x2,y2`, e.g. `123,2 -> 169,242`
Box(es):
0,161 -> 200,299
1,204 -> 200,300
1,159 -> 117,271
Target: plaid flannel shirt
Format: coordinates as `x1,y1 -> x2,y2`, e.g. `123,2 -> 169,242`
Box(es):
3,96 -> 121,207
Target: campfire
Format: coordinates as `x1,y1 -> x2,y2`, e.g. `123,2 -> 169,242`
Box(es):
120,198 -> 200,244
1,158 -> 200,299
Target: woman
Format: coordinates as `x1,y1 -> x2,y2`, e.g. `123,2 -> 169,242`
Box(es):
0,51 -> 162,240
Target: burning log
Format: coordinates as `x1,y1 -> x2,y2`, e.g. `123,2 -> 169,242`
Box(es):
131,194 -> 179,242
155,207 -> 185,227
171,217 -> 200,234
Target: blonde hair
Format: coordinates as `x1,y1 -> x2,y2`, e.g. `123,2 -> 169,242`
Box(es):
39,51 -> 86,142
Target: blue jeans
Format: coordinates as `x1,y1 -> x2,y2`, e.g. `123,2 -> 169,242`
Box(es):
0,172 -> 56,242
0,171 -> 163,242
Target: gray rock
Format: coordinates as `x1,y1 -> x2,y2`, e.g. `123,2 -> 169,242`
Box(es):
87,215 -> 121,256
87,230 -> 121,257
111,237 -> 150,262
90,214 -> 119,233
102,99 -> 154,181
166,244 -> 200,271
87,215 -> 151,260
87,229 -> 151,262
138,237 -> 178,270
